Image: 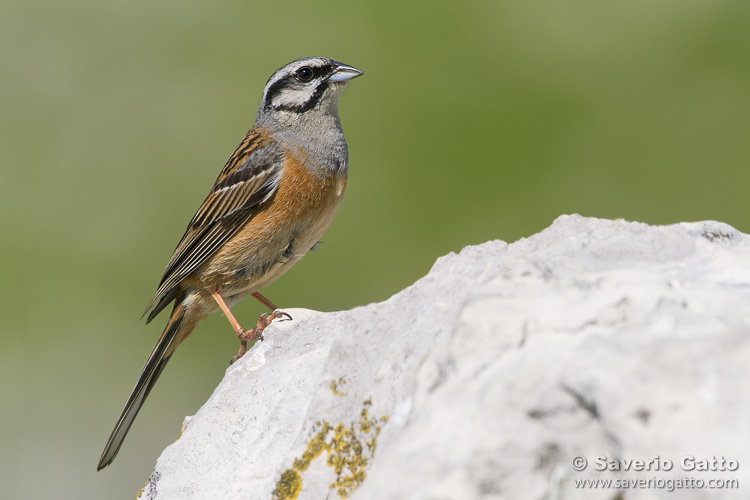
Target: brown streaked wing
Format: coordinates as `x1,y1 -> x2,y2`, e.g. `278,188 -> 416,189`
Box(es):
143,131 -> 284,319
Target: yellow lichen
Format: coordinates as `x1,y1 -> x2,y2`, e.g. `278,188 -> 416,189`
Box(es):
273,398 -> 389,499
272,469 -> 302,500
330,376 -> 348,396
175,417 -> 190,441
134,480 -> 148,500
293,421 -> 332,472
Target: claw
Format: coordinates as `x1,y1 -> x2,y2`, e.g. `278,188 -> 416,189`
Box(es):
230,309 -> 293,364
275,310 -> 293,321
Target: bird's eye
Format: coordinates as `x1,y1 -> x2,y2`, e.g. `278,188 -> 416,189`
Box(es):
295,66 -> 314,82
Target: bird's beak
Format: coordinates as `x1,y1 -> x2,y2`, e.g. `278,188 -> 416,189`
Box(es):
328,63 -> 364,83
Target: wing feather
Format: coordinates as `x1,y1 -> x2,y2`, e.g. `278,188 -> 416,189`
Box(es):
143,131 -> 284,319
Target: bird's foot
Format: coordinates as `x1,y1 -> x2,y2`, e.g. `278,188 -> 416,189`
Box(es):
230,310 -> 292,364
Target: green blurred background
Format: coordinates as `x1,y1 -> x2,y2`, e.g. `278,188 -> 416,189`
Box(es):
1,0 -> 748,497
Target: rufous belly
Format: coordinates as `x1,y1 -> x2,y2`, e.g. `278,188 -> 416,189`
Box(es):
196,148 -> 347,303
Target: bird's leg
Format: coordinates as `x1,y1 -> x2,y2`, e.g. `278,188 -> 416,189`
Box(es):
233,340 -> 248,364
229,311 -> 291,363
252,291 -> 278,311
211,290 -> 245,335
210,290 -> 292,364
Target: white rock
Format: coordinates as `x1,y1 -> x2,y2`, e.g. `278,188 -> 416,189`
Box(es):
139,215 -> 750,500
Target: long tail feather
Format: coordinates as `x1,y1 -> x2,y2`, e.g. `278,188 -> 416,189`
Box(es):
97,302 -> 188,470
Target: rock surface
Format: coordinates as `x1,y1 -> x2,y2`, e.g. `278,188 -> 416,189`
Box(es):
138,215 -> 750,500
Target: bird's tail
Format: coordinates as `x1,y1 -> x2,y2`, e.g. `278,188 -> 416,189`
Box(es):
97,301 -> 191,470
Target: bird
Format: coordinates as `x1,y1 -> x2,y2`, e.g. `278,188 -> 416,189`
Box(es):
97,57 -> 363,470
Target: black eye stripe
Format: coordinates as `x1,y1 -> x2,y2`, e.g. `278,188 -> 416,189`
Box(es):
310,64 -> 335,80
262,62 -> 337,112
274,82 -> 328,114
263,75 -> 294,111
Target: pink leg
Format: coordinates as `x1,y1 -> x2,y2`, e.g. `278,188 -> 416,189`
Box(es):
210,290 -> 291,364
252,291 -> 278,311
